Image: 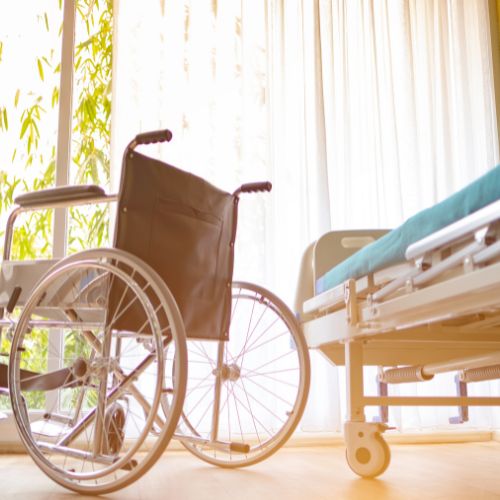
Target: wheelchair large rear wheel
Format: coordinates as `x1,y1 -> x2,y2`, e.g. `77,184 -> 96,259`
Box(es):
9,249 -> 187,495
176,281 -> 310,467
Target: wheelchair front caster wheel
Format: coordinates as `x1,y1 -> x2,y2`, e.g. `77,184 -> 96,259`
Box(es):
344,421 -> 391,478
103,402 -> 127,455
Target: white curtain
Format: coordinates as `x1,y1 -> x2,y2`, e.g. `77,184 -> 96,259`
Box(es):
111,0 -> 499,433
321,0 -> 498,230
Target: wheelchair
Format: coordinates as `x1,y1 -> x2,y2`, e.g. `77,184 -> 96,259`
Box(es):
0,130 -> 310,494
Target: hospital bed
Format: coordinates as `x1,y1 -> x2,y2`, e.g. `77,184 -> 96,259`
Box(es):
296,165 -> 500,477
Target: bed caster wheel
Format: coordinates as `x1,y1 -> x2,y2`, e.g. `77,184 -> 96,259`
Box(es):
344,421 -> 391,478
103,402 -> 127,455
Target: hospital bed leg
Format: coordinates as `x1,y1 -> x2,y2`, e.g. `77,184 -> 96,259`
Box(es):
345,340 -> 364,422
344,340 -> 391,478
374,373 -> 389,424
449,375 -> 469,424
449,364 -> 500,423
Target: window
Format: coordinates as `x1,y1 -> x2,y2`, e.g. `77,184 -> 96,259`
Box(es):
0,0 -> 112,261
0,0 -> 112,423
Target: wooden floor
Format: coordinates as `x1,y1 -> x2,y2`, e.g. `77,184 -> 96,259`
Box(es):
1,441 -> 500,499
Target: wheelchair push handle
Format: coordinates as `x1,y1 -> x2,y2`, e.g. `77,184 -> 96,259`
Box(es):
233,182 -> 272,197
129,129 -> 173,150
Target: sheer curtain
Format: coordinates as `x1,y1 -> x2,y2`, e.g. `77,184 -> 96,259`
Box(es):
321,0 -> 498,230
111,0 -> 499,433
314,0 -> 500,431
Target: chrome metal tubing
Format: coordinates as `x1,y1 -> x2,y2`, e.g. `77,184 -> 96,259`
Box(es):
412,240 -> 485,287
363,396 -> 500,406
422,351 -> 500,376
2,194 -> 117,261
0,319 -> 105,331
174,433 -> 250,453
210,340 -> 226,443
38,441 -> 115,465
57,349 -> 158,447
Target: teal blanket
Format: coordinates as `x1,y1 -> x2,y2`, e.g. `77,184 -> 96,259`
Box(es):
316,166 -> 500,293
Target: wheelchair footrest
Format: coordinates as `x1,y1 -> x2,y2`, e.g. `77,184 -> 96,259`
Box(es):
175,433 -> 251,453
229,441 -> 251,454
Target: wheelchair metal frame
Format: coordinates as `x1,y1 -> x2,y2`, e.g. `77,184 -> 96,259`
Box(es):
0,130 -> 311,495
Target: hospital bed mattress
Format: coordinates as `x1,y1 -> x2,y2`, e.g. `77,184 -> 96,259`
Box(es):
301,165 -> 500,367
316,166 -> 500,294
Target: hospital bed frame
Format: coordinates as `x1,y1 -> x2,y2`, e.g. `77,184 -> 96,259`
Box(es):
298,199 -> 500,477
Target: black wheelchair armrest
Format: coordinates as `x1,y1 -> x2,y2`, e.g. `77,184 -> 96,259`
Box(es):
15,185 -> 107,208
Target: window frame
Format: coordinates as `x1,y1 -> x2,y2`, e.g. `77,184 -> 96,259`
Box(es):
0,0 -> 77,441
53,0 -> 76,259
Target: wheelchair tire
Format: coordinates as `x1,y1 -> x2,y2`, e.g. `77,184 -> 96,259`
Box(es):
175,281 -> 310,467
9,248 -> 187,495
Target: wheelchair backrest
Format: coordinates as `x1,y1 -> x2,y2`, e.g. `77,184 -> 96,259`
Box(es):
113,150 -> 237,341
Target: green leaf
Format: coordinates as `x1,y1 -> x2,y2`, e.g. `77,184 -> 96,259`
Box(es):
37,58 -> 44,81
51,87 -> 59,107
2,108 -> 7,131
44,12 -> 49,31
20,117 -> 30,139
31,118 -> 40,138
14,89 -> 20,107
77,39 -> 93,50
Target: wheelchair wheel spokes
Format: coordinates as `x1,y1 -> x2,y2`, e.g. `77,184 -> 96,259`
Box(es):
178,281 -> 310,467
9,249 -> 187,495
